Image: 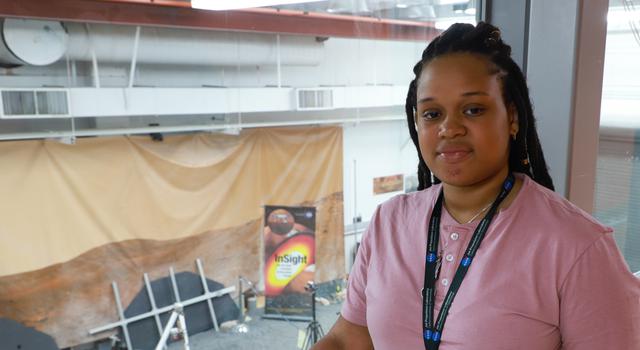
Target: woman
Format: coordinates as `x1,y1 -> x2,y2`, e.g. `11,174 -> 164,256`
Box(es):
313,22 -> 640,350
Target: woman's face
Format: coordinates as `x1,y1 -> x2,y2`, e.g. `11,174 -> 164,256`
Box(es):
415,52 -> 517,187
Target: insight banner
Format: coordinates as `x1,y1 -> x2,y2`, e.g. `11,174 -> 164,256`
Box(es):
263,205 -> 316,317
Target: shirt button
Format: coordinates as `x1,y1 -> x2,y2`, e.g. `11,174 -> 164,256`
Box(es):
441,279 -> 449,286
450,232 -> 459,240
445,254 -> 454,262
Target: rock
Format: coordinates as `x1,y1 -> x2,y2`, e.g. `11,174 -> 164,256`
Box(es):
220,320 -> 238,332
315,297 -> 330,306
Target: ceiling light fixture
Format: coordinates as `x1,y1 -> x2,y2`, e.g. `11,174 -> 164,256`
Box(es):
191,0 -> 327,11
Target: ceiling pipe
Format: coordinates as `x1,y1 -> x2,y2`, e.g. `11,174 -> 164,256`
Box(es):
0,19 -> 324,67
64,22 -> 324,66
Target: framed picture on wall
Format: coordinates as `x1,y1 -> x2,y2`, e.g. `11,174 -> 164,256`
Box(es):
373,174 -> 403,195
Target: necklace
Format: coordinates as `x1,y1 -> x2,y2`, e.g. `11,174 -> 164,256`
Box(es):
465,202 -> 493,223
445,201 -> 493,224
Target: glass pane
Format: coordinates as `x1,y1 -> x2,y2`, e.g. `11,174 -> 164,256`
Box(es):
594,0 -> 640,272
271,0 -> 478,25
0,1 -> 480,349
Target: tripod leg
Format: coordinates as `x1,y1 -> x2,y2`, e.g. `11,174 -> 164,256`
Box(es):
311,322 -> 323,344
155,311 -> 179,350
302,326 -> 314,350
178,313 -> 190,350
302,322 -> 325,349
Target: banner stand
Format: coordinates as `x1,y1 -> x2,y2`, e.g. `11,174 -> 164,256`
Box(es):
263,205 -> 316,320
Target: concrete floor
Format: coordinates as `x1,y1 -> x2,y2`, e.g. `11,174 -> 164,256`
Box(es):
166,302 -> 342,350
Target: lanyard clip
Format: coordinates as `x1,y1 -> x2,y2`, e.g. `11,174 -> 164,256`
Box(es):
423,329 -> 442,342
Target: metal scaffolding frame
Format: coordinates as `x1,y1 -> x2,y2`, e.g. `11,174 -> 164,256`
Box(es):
88,258 -> 235,350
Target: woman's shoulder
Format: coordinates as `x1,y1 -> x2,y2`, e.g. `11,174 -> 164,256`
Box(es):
518,174 -> 612,239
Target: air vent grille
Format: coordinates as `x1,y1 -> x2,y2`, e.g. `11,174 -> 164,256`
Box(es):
1,89 -> 69,118
296,88 -> 333,110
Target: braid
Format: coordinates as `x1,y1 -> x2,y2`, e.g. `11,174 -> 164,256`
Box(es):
406,78 -> 436,190
405,22 -> 555,191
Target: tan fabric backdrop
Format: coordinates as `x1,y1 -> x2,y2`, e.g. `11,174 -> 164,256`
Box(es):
0,126 -> 344,347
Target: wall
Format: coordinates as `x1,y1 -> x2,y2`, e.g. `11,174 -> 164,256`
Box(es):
342,119 -> 418,271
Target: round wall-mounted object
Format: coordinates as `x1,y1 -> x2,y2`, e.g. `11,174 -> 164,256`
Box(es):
0,18 -> 68,66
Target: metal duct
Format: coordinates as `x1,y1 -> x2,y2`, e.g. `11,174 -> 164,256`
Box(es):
0,18 -> 68,68
0,19 -> 324,67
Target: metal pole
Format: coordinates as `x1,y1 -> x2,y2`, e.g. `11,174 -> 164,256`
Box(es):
238,276 -> 244,321
65,51 -> 71,87
276,34 -> 282,88
373,40 -> 377,86
0,115 -> 405,141
111,282 -> 133,350
196,258 -> 220,331
128,26 -> 141,88
169,267 -> 182,303
178,312 -> 190,350
84,24 -> 101,88
144,273 -> 166,349
89,286 -> 235,335
154,309 -> 179,350
70,116 -> 76,144
71,60 -> 77,87
353,158 -> 358,224
311,288 -> 317,344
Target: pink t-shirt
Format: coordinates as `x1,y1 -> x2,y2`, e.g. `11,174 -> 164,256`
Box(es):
342,174 -> 640,349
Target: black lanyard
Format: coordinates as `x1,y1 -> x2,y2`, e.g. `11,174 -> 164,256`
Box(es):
422,173 -> 515,350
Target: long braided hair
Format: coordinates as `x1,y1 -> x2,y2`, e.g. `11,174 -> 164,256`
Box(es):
406,22 -> 555,191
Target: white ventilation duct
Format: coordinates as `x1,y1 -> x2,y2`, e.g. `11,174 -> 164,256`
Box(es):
0,19 -> 324,67
0,85 -> 407,119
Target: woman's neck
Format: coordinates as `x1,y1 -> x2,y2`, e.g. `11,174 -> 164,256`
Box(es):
442,169 -> 522,224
